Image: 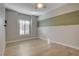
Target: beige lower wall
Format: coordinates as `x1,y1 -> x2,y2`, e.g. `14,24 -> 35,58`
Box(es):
38,25 -> 79,49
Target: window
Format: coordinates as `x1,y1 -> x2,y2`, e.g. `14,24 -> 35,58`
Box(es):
19,20 -> 30,35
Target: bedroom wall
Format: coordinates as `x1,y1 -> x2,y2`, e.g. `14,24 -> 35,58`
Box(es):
6,9 -> 38,42
38,4 -> 79,49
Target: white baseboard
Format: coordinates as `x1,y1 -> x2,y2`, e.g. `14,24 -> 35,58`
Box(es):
6,37 -> 39,44
50,40 -> 79,50
38,37 -> 79,50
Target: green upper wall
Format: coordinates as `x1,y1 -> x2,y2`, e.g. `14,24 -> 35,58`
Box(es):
38,10 -> 79,27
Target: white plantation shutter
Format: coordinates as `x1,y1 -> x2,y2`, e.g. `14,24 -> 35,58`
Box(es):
19,20 -> 30,35
25,21 -> 30,34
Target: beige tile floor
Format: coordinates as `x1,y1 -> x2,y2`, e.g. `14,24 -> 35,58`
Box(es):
5,39 -> 79,56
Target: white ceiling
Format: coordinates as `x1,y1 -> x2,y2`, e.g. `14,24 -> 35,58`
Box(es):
5,3 -> 66,16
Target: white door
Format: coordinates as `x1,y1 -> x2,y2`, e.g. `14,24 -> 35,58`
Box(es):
0,3 -> 5,56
